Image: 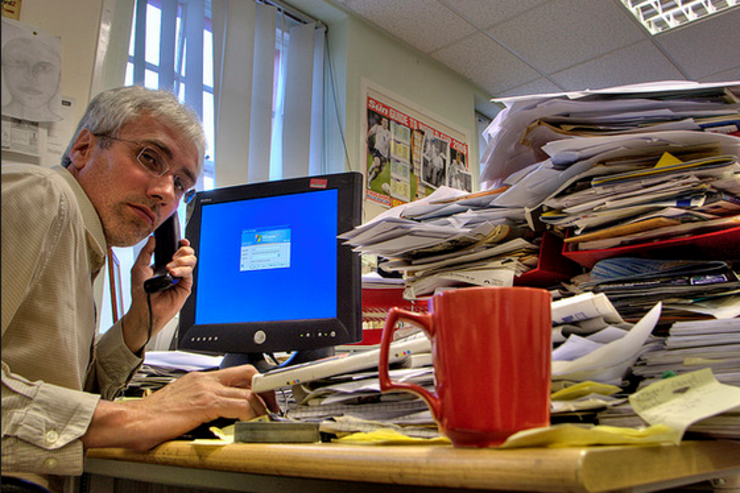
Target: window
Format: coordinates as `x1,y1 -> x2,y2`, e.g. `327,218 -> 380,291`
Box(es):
124,0 -> 310,193
101,0 -> 327,344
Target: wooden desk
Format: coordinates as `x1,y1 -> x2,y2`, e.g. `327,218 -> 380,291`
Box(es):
84,439 -> 740,493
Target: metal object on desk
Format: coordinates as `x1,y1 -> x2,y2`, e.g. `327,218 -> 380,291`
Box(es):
234,421 -> 320,443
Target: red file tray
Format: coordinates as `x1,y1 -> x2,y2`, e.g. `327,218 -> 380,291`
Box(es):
514,231 -> 583,287
562,226 -> 740,269
358,286 -> 427,345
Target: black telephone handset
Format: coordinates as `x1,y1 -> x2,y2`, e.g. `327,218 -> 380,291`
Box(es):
144,212 -> 181,293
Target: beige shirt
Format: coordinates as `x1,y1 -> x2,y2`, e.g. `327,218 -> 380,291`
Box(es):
2,165 -> 142,491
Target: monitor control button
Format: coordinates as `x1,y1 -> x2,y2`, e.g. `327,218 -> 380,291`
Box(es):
254,330 -> 266,345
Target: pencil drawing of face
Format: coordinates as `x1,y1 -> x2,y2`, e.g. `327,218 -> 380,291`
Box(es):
2,35 -> 61,119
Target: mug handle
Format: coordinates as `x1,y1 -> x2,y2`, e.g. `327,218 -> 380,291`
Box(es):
378,307 -> 441,419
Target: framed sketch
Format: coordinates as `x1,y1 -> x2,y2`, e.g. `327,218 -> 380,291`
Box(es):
1,17 -> 62,123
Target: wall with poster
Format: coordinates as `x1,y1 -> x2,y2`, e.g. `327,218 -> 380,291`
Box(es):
363,83 -> 471,209
317,14 -> 498,221
1,0 -> 105,168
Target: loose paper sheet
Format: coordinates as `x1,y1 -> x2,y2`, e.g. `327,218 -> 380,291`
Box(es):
629,368 -> 740,444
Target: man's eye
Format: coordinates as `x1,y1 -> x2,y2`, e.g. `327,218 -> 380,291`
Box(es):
139,149 -> 165,172
174,176 -> 189,194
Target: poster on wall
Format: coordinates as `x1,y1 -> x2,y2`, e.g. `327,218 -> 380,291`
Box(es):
363,85 -> 472,209
1,17 -> 63,123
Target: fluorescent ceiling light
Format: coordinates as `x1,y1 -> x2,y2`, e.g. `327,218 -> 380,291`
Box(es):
620,0 -> 738,34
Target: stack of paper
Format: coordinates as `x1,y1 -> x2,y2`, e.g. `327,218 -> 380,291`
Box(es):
598,318 -> 740,439
341,200 -> 538,299
278,358 -> 438,434
598,368 -> 740,440
481,81 -> 740,189
341,82 -> 740,303
551,302 -> 663,386
540,147 -> 740,251
570,257 -> 740,321
478,81 -> 740,256
631,318 -> 740,388
125,351 -> 225,397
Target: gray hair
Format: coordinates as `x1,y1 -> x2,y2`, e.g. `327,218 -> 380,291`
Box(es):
62,85 -> 206,171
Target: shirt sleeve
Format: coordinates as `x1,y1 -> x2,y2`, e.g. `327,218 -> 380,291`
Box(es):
2,363 -> 100,476
86,321 -> 143,400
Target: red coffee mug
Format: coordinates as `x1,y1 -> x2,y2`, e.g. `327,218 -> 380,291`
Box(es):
379,286 -> 551,447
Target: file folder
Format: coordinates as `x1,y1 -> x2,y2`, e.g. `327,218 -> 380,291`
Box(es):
563,226 -> 740,269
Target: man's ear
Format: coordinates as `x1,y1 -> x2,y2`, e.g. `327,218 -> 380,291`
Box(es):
69,129 -> 96,170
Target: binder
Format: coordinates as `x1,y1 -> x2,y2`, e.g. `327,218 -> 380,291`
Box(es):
562,225 -> 740,269
515,232 -> 583,287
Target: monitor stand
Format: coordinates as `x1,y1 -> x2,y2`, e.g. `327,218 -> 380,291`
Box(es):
220,347 -> 336,373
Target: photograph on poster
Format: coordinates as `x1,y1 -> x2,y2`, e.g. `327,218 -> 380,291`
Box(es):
364,91 -> 472,209
421,133 -> 448,190
1,17 -> 62,123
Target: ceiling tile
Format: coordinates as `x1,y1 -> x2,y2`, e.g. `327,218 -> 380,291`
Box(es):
432,32 -> 541,95
551,40 -> 687,91
342,0 -> 477,53
488,0 -> 647,74
698,67 -> 740,83
654,8 -> 740,80
440,0 -> 552,30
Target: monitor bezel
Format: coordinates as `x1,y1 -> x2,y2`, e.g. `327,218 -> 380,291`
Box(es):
177,172 -> 363,355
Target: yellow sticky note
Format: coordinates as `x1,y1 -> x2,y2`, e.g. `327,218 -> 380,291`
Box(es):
654,152 -> 683,168
551,381 -> 621,400
500,424 -> 679,448
334,428 -> 451,445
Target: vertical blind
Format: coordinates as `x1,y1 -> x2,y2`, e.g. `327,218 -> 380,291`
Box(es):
211,0 -> 326,186
92,0 -> 330,343
124,0 -> 327,188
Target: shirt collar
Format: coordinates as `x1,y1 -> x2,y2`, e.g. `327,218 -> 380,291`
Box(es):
53,166 -> 107,267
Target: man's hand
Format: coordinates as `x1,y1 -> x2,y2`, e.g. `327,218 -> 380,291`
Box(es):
81,365 -> 278,451
122,236 -> 197,353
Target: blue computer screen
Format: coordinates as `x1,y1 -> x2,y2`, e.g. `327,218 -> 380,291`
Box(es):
194,189 -> 338,324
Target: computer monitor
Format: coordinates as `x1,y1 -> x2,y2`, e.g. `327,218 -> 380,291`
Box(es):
177,172 -> 363,369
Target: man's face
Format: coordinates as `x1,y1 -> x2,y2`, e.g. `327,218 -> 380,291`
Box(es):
2,37 -> 61,109
69,115 -> 200,247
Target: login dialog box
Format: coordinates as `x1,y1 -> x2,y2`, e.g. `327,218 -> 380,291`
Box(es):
240,227 -> 291,271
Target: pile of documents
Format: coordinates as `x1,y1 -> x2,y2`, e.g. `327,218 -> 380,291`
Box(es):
480,81 -> 740,257
539,144 -> 740,251
569,257 -> 740,321
277,349 -> 439,438
341,81 -> 740,303
551,297 -> 663,386
273,295 -> 663,436
481,81 -> 740,189
596,316 -> 740,439
125,351 -> 224,397
632,317 -> 740,389
341,204 -> 539,299
598,368 -> 740,440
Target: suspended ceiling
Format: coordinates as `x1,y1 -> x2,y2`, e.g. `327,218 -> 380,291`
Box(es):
318,0 -> 740,100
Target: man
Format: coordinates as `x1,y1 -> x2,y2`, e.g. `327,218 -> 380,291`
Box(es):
367,117 -> 391,183
2,86 -> 274,492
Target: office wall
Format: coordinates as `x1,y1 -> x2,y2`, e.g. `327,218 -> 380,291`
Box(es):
322,14 -> 494,221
